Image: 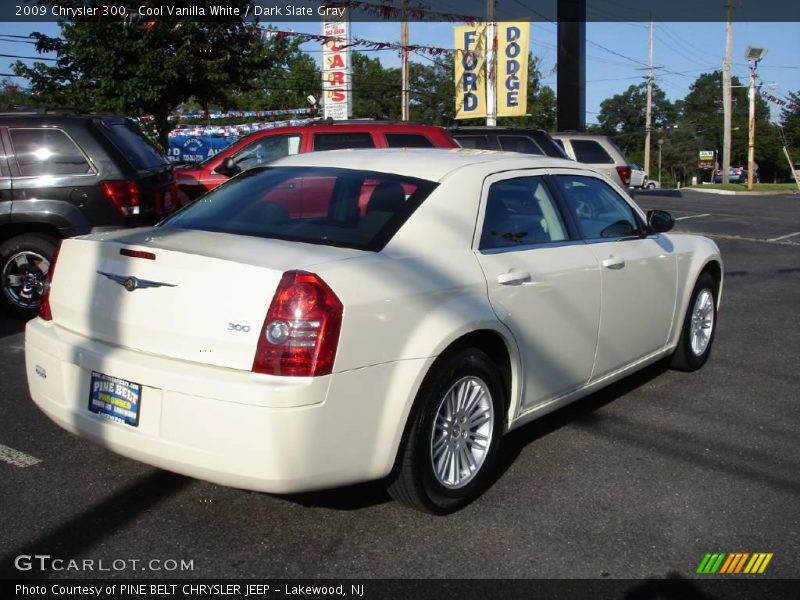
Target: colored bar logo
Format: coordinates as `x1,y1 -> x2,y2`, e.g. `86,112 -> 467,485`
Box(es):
696,553 -> 773,574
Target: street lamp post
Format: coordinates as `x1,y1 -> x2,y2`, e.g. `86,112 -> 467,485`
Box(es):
745,45 -> 767,190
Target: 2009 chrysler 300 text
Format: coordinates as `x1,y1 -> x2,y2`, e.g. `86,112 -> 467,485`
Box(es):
26,148 -> 722,513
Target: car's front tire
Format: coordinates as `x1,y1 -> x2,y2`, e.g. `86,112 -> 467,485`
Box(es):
0,234 -> 57,320
670,272 -> 718,371
387,348 -> 505,514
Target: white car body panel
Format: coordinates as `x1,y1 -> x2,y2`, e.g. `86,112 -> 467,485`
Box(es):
26,148 -> 723,494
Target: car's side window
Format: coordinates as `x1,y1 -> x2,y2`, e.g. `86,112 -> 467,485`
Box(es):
9,128 -> 93,177
232,134 -> 300,171
313,132 -> 375,151
384,133 -> 435,148
480,176 -> 568,251
455,135 -> 490,149
553,175 -> 641,240
497,135 -> 544,155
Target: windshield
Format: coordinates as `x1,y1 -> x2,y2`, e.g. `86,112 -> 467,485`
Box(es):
160,166 -> 438,251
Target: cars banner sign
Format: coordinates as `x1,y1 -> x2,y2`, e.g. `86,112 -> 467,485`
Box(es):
454,24 -> 487,119
497,22 -> 529,117
322,12 -> 351,121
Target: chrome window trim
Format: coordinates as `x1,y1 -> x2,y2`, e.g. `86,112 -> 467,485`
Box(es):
479,238 -> 586,255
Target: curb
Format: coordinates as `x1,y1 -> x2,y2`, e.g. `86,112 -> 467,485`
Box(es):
684,187 -> 799,196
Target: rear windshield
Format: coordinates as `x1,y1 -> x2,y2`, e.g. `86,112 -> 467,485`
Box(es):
101,121 -> 169,170
160,166 -> 438,251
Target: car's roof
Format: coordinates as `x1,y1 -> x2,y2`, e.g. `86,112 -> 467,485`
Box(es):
271,148 -> 579,182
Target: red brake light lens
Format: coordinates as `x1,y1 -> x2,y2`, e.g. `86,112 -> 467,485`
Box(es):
38,241 -> 62,321
616,166 -> 632,186
253,271 -> 343,377
102,180 -> 141,217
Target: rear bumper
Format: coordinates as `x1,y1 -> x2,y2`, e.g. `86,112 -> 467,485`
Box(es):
25,318 -> 426,493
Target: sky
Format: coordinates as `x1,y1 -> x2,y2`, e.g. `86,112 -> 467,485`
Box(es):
1,19 -> 797,124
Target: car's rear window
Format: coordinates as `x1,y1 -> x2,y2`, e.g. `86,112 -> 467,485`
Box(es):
571,139 -> 614,164
101,121 -> 169,170
160,166 -> 438,251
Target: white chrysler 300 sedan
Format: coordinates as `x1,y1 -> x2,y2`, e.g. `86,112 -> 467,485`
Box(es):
26,149 -> 722,513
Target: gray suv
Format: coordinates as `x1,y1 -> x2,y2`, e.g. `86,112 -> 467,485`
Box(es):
550,133 -> 635,196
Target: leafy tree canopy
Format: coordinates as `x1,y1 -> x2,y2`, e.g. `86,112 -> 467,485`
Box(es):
13,0 -> 272,148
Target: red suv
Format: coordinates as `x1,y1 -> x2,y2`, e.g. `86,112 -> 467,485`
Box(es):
175,121 -> 458,204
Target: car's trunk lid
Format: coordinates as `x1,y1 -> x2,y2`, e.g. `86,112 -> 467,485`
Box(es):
48,228 -> 366,371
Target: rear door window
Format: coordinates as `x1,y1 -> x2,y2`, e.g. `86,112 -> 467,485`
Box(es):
101,121 -> 168,170
313,132 -> 375,151
480,176 -> 568,250
384,133 -> 435,148
9,128 -> 93,176
570,140 -> 614,164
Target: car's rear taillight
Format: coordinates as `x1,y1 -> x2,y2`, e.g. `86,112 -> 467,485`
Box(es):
102,180 -> 141,217
38,241 -> 62,322
616,166 -> 632,186
253,271 -> 343,377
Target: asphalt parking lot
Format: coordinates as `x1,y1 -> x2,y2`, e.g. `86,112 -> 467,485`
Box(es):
0,189 -> 798,583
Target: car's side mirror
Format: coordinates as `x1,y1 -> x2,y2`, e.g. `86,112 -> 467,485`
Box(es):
647,209 -> 674,233
215,157 -> 241,177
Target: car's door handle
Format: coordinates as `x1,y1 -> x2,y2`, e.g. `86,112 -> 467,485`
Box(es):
601,256 -> 626,270
496,270 -> 532,285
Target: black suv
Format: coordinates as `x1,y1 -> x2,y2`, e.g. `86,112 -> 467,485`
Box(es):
447,126 -> 569,159
0,111 -> 175,318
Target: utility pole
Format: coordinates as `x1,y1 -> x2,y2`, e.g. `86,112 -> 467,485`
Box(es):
722,0 -> 733,185
644,18 -> 654,179
486,0 -> 496,126
747,62 -> 757,189
745,45 -> 767,190
400,0 -> 409,121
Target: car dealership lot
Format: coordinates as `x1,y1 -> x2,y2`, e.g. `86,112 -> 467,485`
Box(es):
1,190 -> 797,580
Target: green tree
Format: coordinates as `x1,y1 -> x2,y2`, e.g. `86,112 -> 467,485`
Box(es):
13,0 -> 270,148
597,81 -> 677,160
351,52 -> 401,119
236,31 -> 321,112
0,79 -> 38,111
780,90 -> 800,157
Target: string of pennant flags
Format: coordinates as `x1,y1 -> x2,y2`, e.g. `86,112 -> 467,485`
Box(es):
755,74 -> 798,111
257,27 -> 454,57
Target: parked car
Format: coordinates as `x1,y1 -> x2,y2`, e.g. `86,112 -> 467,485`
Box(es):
174,120 -> 458,204
447,126 -> 569,159
713,166 -> 756,184
0,110 -> 176,318
27,148 -> 722,514
644,180 -> 662,189
550,132 -> 636,196
629,163 -> 648,188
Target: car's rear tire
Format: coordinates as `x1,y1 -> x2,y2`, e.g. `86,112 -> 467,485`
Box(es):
670,272 -> 718,372
387,348 -> 504,514
647,182 -> 656,189
0,234 -> 57,320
